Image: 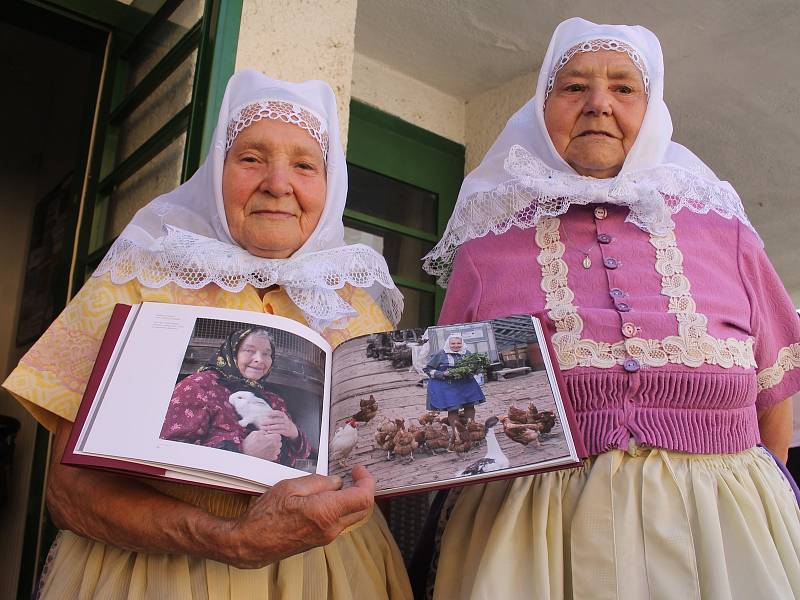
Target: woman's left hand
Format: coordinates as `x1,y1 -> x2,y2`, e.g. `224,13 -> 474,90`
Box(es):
259,411 -> 300,440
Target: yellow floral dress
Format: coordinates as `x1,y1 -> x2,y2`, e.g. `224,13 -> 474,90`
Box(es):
3,274 -> 412,600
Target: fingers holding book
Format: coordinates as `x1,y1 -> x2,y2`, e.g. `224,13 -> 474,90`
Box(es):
226,466 -> 376,568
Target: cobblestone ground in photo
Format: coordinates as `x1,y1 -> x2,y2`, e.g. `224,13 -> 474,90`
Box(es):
329,336 -> 572,491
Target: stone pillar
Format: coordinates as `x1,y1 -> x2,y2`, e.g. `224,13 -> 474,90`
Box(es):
235,0 -> 358,146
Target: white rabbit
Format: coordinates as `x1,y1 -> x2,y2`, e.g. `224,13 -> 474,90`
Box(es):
228,391 -> 274,428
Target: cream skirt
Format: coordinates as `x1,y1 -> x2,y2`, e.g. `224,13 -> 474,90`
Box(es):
433,444 -> 800,600
37,511 -> 412,600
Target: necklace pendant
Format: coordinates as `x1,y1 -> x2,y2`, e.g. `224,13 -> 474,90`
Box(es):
582,256 -> 592,269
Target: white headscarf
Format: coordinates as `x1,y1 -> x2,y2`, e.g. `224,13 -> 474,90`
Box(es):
94,70 -> 402,330
423,17 -> 757,286
445,334 -> 468,355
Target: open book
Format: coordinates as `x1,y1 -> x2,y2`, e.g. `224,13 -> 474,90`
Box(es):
64,303 -> 586,497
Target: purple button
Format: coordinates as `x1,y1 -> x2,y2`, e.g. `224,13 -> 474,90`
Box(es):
609,288 -> 625,298
616,302 -> 632,312
597,233 -> 613,244
603,257 -> 619,269
623,358 -> 641,373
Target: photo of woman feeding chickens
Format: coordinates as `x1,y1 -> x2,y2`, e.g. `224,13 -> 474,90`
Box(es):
328,315 -> 575,492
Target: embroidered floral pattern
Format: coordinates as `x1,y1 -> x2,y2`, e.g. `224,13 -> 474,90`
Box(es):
757,343 -> 800,392
535,217 -> 757,370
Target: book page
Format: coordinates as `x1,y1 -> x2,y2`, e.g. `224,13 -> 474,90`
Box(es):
328,315 -> 579,495
77,303 -> 332,489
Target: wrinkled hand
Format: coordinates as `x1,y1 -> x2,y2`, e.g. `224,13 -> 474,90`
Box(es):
225,465 -> 376,568
242,430 -> 282,461
432,371 -> 446,380
258,411 -> 299,440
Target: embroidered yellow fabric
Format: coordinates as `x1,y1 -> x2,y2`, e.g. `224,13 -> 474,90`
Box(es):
534,217 -> 757,371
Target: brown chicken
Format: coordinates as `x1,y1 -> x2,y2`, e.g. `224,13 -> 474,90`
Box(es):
448,419 -> 473,455
537,412 -> 556,433
507,404 -> 529,424
466,419 -> 486,444
393,425 -> 418,463
374,418 -> 403,459
424,424 -> 450,454
418,411 -> 440,426
353,395 -> 379,423
500,416 -> 541,447
408,423 -> 427,446
525,402 -> 539,423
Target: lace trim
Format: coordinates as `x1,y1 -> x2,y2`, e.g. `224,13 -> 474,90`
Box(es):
535,217 -> 756,371
93,226 -> 403,330
757,343 -> 800,392
546,38 -> 650,101
226,99 -> 330,161
423,145 -> 757,287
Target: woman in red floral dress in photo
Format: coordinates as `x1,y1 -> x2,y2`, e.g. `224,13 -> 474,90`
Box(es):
161,326 -> 311,468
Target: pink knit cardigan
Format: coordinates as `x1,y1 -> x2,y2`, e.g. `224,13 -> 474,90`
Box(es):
439,205 -> 800,456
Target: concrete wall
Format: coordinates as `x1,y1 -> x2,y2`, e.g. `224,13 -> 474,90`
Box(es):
463,71 -> 536,173
235,0 -> 358,146
351,53 -> 465,144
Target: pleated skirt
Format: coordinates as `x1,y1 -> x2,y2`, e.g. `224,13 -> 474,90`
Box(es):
36,510 -> 412,600
432,443 -> 800,600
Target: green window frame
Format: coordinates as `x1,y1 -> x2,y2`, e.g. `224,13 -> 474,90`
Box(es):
346,101 -> 465,319
63,0 -> 243,296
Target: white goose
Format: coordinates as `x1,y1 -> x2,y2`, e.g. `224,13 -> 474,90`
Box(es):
456,416 -> 510,477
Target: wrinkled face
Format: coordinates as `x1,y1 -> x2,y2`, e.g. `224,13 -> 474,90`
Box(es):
448,338 -> 464,352
544,49 -> 647,179
222,118 -> 327,258
235,332 -> 273,380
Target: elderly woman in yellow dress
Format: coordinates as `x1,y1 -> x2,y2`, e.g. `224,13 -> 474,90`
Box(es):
3,70 -> 411,599
420,18 -> 800,600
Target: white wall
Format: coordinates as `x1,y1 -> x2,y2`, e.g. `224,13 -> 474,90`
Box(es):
351,53 -> 465,144
463,71 -> 536,173
235,0 -> 358,146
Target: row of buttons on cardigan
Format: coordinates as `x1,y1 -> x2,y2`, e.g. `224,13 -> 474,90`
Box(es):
595,205 -> 641,373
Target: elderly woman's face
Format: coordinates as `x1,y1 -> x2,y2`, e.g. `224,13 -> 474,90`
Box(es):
235,333 -> 273,380
448,338 -> 463,352
223,119 -> 327,258
544,50 -> 647,179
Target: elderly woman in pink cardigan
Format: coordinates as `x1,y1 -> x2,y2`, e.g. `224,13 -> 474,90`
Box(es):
419,18 -> 800,600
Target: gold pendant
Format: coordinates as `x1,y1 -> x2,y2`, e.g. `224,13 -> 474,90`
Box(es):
582,256 -> 592,269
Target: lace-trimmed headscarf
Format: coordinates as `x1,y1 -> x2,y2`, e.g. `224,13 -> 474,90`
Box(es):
423,17 -> 757,286
94,70 -> 402,330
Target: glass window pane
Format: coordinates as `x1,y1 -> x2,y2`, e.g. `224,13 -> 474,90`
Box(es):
346,163 -> 437,235
107,132 -> 185,241
343,219 -> 434,284
397,286 -> 435,330
116,52 -> 196,163
126,0 -> 204,89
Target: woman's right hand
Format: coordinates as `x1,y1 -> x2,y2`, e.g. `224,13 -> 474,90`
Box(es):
48,417 -> 375,569
224,464 -> 376,568
242,430 -> 282,461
